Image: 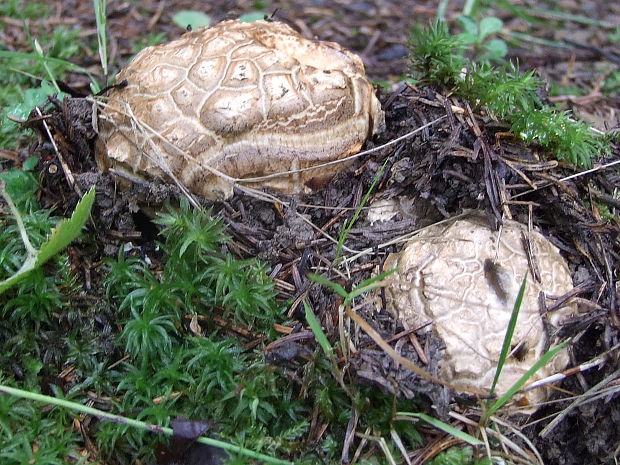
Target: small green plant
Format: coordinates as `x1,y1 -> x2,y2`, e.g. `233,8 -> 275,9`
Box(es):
158,201 -> 281,328
95,200 -> 305,461
309,271 -> 395,310
0,383 -> 83,465
456,15 -> 507,62
103,199 -> 283,371
409,21 -> 611,167
459,62 -> 541,118
510,107 -> 608,167
395,412 -> 482,446
409,21 -> 466,87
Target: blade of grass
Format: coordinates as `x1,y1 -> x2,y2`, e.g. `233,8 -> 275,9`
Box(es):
503,31 -> 571,49
493,0 -> 543,24
304,301 -> 353,396
304,300 -> 334,358
0,384 -> 293,465
488,274 -> 527,399
33,39 -> 60,92
485,340 -> 569,418
395,412 -> 483,446
0,51 -> 89,72
521,6 -> 617,28
461,0 -> 478,17
436,0 -> 450,21
347,269 -> 397,302
35,187 -> 96,266
308,273 -> 348,299
93,0 -> 108,78
336,157 -> 389,259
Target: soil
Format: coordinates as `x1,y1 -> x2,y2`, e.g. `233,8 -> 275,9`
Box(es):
2,1 -> 619,464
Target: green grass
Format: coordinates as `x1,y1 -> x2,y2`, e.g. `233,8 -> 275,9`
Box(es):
0,0 -> 50,19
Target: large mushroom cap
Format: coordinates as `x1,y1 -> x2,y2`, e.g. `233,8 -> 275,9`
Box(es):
96,19 -> 384,200
383,212 -> 576,409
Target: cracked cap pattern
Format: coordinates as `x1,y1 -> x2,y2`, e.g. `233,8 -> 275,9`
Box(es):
96,19 -> 384,200
383,213 -> 576,410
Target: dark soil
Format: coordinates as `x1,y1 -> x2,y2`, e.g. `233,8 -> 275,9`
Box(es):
3,1 -> 620,464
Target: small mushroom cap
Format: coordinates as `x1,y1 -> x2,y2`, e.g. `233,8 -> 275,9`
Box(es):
96,19 -> 384,200
383,213 -> 576,410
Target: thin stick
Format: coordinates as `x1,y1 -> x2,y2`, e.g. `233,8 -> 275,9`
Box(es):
35,106 -> 83,196
511,158 -> 620,200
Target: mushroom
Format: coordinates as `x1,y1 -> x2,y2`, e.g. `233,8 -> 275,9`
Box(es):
382,212 -> 576,409
96,19 -> 384,200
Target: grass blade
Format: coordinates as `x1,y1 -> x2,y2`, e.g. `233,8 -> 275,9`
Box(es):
0,51 -> 83,70
308,273 -> 348,299
488,274 -> 527,398
336,157 -> 389,258
304,300 -> 334,357
395,412 -> 483,446
93,0 -> 108,78
35,187 -> 96,266
486,340 -> 569,417
348,269 -> 397,301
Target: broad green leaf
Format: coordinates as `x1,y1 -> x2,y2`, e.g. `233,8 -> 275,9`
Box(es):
483,39 -> 508,60
172,10 -> 211,29
35,187 -> 95,266
0,187 -> 95,295
478,17 -> 503,40
22,157 -> 39,171
239,12 -> 265,22
456,15 -> 478,36
0,168 -> 39,212
5,82 -> 67,121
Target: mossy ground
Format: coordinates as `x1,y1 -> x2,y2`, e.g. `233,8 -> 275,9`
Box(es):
1,1 -> 619,464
